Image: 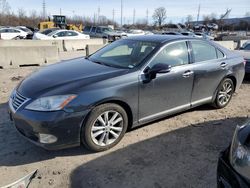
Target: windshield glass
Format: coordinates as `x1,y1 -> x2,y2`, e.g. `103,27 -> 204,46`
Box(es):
89,39 -> 158,69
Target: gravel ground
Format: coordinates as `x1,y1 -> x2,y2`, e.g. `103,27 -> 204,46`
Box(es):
0,67 -> 249,188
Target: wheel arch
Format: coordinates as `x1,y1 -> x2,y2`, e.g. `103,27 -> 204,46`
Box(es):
212,74 -> 237,102
80,98 -> 134,133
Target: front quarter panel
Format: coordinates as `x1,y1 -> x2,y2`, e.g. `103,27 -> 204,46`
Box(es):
66,71 -> 139,126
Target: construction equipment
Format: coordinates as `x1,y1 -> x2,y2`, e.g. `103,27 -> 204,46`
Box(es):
38,15 -> 83,32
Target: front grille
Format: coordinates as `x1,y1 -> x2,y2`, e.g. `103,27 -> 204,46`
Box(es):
11,91 -> 29,111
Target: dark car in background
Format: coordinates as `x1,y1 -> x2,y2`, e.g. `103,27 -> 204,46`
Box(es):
9,35 -> 245,152
83,26 -> 126,42
217,120 -> 250,188
239,41 -> 250,75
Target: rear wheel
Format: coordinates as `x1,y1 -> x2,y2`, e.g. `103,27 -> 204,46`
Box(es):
81,103 -> 128,152
213,78 -> 234,109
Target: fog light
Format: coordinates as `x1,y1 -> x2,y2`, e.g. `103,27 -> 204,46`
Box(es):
39,134 -> 57,144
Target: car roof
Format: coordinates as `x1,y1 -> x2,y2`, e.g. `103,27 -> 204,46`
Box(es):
126,35 -> 191,44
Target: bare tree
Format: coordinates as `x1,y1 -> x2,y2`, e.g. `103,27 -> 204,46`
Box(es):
186,15 -> 193,24
152,7 -> 167,27
0,0 -> 10,15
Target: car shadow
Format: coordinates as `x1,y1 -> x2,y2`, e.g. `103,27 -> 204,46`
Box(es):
70,117 -> 248,188
0,102 -> 91,167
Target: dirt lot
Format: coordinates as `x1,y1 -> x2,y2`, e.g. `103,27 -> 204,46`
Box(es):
0,67 -> 250,188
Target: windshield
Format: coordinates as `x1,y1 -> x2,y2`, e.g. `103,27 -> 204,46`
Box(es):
89,39 -> 158,69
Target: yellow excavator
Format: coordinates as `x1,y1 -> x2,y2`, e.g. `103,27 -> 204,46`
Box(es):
38,15 -> 83,32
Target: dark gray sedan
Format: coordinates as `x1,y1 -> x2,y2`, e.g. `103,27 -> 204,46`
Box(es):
9,35 -> 245,152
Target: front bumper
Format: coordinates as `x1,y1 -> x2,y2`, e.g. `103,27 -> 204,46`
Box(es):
9,105 -> 89,150
217,147 -> 250,188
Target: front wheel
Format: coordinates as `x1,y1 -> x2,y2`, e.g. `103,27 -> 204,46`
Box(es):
81,103 -> 128,152
213,78 -> 235,109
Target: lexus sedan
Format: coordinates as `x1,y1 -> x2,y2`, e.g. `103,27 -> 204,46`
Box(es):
217,120 -> 250,187
9,35 -> 245,152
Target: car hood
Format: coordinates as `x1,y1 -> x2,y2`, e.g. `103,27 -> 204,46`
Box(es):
17,58 -> 128,98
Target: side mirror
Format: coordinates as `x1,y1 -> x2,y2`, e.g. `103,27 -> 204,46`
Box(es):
143,63 -> 171,82
148,63 -> 171,74
53,34 -> 58,38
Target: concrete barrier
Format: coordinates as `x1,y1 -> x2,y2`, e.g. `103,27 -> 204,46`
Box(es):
0,46 -> 59,69
86,44 -> 106,56
63,38 -> 107,52
0,40 -> 64,52
215,41 -> 235,50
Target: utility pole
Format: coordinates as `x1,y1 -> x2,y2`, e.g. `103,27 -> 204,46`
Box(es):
196,4 -> 200,23
146,9 -> 149,25
42,0 -> 46,20
133,9 -> 136,25
60,8 -> 62,15
120,0 -> 123,27
112,9 -> 115,24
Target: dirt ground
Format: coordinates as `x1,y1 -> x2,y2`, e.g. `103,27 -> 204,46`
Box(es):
0,67 -> 250,188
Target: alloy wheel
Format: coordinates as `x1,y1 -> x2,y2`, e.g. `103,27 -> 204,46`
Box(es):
91,110 -> 124,146
218,81 -> 233,106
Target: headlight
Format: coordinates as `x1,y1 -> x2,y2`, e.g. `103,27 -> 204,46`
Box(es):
25,95 -> 76,111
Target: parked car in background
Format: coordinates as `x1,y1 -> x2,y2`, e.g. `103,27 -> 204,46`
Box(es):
181,31 -> 196,37
194,32 -> 215,40
240,41 -> 250,51
83,26 -> 125,42
0,27 -> 27,40
126,29 -> 146,37
217,120 -> 250,188
238,41 -> 250,75
16,26 -> 33,39
33,29 -> 90,40
40,28 -> 60,35
9,35 -> 245,152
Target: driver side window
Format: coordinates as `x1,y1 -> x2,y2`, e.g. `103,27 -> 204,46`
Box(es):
150,41 -> 189,68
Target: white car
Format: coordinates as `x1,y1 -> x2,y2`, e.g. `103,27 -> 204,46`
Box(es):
126,29 -> 146,37
33,30 -> 90,40
0,27 -> 27,40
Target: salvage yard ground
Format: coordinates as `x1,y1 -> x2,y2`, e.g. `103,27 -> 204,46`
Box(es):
0,66 -> 250,188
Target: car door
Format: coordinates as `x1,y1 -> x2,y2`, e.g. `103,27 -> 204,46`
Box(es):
138,40 -> 194,123
189,40 -> 228,106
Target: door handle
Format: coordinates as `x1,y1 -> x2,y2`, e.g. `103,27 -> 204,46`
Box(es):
182,70 -> 194,78
220,62 -> 228,68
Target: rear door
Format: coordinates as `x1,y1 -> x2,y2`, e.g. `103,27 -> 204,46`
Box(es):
189,40 -> 228,106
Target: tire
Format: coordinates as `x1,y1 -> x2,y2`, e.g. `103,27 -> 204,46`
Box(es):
213,78 -> 235,109
81,103 -> 128,152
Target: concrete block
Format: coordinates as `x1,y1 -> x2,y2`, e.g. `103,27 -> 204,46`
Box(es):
63,39 -> 107,52
0,46 -> 59,69
215,41 -> 235,50
86,44 -> 106,56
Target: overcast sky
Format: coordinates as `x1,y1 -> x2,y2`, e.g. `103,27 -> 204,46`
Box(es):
7,0 -> 250,24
